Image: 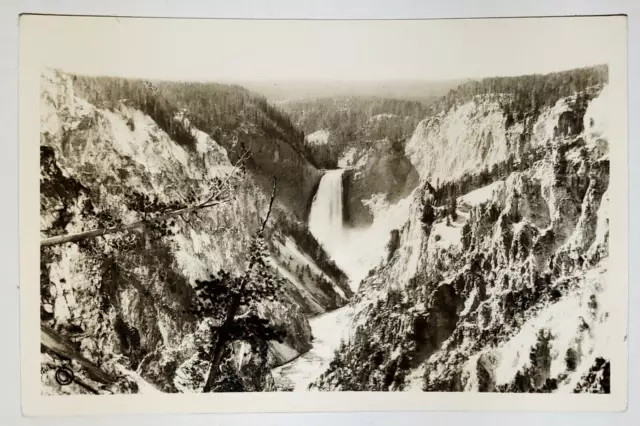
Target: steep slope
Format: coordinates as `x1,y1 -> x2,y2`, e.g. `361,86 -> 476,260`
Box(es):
312,80 -> 614,393
342,138 -> 419,227
406,89 -> 602,185
406,65 -> 607,184
39,69 -> 351,395
72,74 -> 322,222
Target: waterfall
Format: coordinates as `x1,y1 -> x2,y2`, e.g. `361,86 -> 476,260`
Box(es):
308,168 -> 414,290
308,169 -> 346,254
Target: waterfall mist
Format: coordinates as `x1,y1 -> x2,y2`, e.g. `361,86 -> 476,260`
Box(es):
308,169 -> 414,290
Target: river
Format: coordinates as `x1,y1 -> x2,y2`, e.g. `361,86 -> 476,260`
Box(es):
272,169 -> 354,390
271,305 -> 353,390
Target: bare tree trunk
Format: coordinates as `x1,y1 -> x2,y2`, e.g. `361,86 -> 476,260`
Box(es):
201,177 -> 276,392
259,177 -> 277,235
41,149 -> 252,248
202,292 -> 242,392
41,199 -> 230,247
41,325 -> 116,385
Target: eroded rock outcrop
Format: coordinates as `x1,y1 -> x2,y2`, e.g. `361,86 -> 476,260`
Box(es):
312,85 -> 614,394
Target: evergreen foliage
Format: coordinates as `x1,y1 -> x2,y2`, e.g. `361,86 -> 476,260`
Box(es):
191,234 -> 286,392
282,97 -> 432,168
448,197 -> 458,221
426,65 -> 607,120
71,74 -> 307,156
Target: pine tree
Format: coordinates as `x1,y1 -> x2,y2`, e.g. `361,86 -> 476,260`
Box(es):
461,222 -> 472,250
420,199 -> 435,228
554,144 -> 568,186
192,178 -> 284,392
448,196 -> 458,221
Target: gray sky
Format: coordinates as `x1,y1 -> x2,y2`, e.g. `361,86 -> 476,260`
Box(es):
22,15 -> 623,83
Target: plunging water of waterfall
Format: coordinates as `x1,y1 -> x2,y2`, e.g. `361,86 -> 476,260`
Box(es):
308,169 -> 347,258
307,168 -> 373,289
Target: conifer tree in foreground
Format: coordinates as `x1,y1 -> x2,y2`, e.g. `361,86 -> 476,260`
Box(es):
191,178 -> 286,392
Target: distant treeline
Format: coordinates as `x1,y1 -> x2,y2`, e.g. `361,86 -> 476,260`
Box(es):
160,81 -> 306,154
281,65 -> 607,169
427,65 -> 608,120
283,97 -> 431,137
281,97 -> 432,168
73,75 -> 199,150
71,74 -> 307,156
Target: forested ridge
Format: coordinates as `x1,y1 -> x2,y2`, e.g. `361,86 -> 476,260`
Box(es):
281,96 -> 432,169
427,65 -> 608,121
274,65 -> 607,170
72,75 -> 306,153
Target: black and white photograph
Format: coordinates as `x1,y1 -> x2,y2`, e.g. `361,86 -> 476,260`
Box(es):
19,14 -> 628,414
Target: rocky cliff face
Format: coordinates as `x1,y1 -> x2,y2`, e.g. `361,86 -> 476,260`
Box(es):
312,85 -> 614,394
405,88 -> 600,184
39,69 -> 350,395
342,138 -> 419,228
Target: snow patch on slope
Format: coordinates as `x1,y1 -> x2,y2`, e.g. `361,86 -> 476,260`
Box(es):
462,266 -> 614,392
369,113 -> 398,121
431,221 -> 462,250
338,147 -> 358,168
305,129 -> 330,146
459,180 -> 505,207
405,94 -> 582,184
405,99 -> 510,183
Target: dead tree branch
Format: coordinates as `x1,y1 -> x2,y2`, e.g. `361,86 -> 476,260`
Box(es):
41,325 -> 116,385
41,198 -> 231,247
259,177 -> 277,235
40,149 -> 252,247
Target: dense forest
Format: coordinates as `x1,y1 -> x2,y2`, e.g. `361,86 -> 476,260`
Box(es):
427,65 -> 608,122
72,75 -> 307,156
281,97 -> 433,168
283,97 -> 431,136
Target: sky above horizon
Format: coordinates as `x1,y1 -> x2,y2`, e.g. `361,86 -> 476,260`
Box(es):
22,15 -> 623,83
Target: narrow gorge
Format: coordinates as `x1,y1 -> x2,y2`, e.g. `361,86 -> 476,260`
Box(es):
39,63 -> 615,396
